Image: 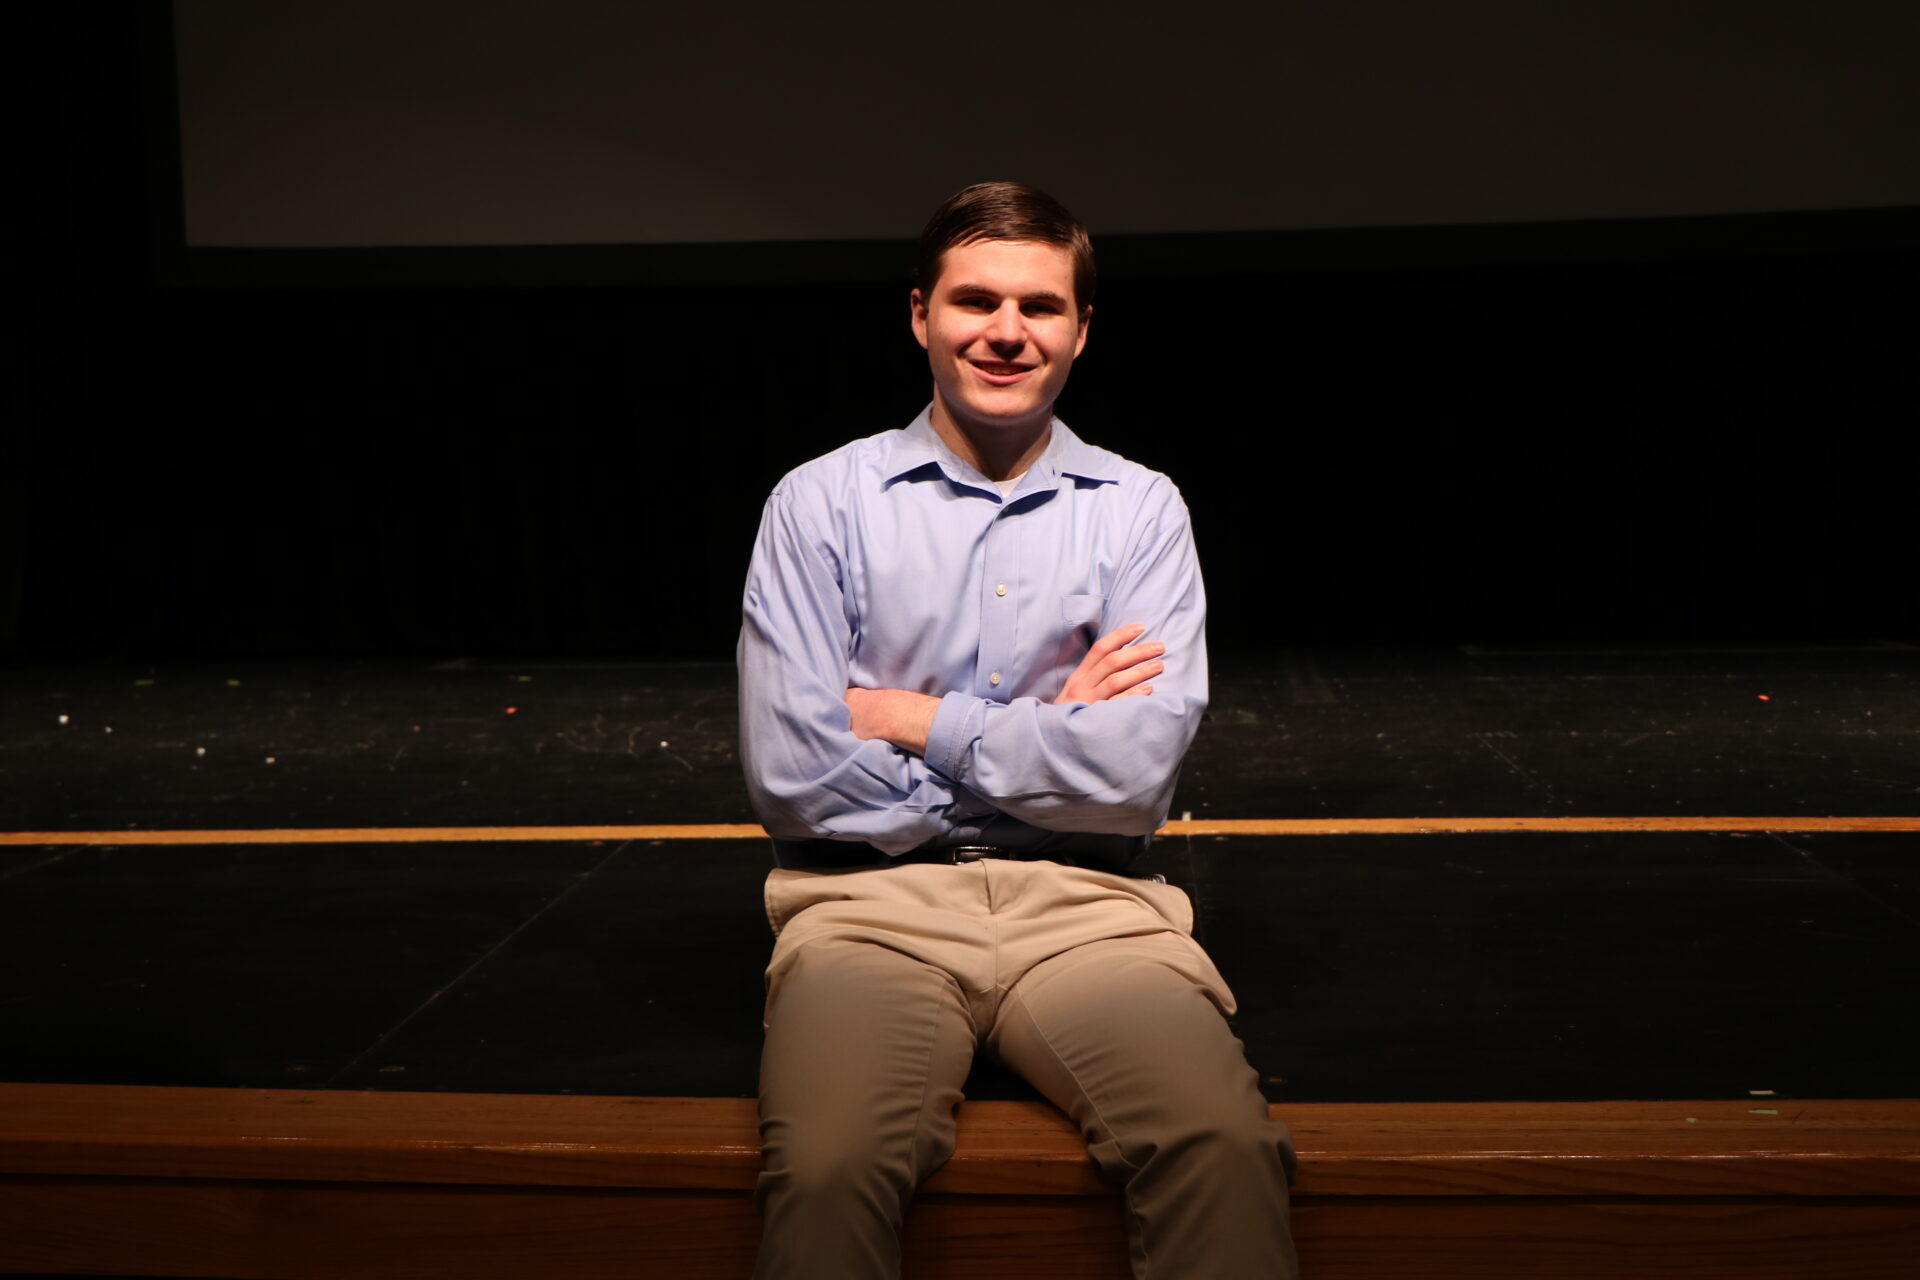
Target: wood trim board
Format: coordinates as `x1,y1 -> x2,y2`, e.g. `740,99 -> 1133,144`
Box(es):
4,1086 -> 1918,1279
3,1085 -> 1917,1199
4,815 -> 1918,845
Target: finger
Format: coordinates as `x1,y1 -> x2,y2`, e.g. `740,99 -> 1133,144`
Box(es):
1099,657 -> 1163,697
1091,641 -> 1164,682
1088,623 -> 1147,660
1112,683 -> 1154,698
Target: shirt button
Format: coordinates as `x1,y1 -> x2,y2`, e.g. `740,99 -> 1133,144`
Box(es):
989,672 -> 1002,686
995,584 -> 1007,597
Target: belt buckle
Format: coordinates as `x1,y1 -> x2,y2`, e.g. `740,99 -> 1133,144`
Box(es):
948,845 -> 998,863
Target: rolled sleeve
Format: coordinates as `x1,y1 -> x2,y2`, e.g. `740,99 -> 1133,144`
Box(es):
738,491 -> 962,853
925,691 -> 985,781
935,483 -> 1208,834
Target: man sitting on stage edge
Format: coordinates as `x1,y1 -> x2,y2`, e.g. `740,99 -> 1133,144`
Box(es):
737,181 -> 1298,1279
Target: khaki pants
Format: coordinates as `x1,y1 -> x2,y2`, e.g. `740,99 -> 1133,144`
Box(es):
754,859 -> 1298,1280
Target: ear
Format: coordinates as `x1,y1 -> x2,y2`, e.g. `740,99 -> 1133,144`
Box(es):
910,288 -> 930,350
1073,305 -> 1092,358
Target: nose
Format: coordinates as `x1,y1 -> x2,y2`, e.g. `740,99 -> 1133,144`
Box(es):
985,300 -> 1026,350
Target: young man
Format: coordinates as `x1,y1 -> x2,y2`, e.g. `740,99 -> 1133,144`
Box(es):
737,182 -> 1297,1279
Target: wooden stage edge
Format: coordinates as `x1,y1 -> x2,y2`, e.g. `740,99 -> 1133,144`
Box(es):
5,815 -> 1920,845
3,1085 -> 1918,1278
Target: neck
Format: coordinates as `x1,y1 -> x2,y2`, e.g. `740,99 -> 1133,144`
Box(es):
929,401 -> 1053,482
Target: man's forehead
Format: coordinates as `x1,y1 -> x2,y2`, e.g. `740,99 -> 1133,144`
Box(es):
932,238 -> 1078,298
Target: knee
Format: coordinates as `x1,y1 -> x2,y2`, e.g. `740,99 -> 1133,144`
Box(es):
759,1119 -> 938,1213
1110,1110 -> 1298,1187
1193,1113 -> 1299,1183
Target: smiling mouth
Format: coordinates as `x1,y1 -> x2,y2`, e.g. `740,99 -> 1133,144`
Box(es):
970,360 -> 1034,379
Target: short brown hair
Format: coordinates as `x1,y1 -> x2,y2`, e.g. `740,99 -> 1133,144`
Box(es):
914,182 -> 1096,309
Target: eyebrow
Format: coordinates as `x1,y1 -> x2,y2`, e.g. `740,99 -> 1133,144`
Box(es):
946,283 -> 1073,307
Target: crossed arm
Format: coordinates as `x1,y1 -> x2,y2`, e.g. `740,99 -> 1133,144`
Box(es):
844,623 -> 1168,755
739,481 -> 1206,850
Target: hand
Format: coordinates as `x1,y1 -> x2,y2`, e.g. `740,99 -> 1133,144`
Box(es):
845,686 -> 941,755
1054,623 -> 1164,705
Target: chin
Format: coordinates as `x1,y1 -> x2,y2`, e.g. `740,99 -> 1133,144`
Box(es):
970,406 -> 1050,433
970,388 -> 1053,419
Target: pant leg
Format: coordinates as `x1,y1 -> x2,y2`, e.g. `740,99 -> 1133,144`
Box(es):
755,937 -> 978,1280
989,935 -> 1299,1280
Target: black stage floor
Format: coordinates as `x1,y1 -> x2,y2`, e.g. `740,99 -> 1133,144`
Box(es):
2,645 -> 1915,1104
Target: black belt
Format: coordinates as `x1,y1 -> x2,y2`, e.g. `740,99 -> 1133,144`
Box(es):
788,839 -> 1154,879
903,844 -> 1046,865
793,840 -> 1051,868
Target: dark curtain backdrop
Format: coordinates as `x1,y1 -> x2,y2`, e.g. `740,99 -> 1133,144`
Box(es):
11,2 -> 1917,661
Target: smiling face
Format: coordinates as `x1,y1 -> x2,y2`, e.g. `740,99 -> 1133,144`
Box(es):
911,238 -> 1091,447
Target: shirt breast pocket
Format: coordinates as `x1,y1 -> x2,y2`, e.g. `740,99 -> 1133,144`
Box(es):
1060,593 -> 1106,646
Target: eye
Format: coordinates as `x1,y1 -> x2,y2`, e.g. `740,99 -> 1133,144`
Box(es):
1022,301 -> 1063,317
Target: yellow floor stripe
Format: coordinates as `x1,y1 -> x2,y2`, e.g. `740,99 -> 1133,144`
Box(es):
2,816 -> 1917,846
0,824 -> 767,846
1168,816 -> 1920,836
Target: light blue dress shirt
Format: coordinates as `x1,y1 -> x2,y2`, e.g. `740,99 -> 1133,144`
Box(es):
737,408 -> 1208,867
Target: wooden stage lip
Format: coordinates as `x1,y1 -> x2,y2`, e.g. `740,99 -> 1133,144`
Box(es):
2,1084 -> 1917,1199
6,1085 -> 1919,1279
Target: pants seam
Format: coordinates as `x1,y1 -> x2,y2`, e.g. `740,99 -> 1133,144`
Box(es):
1005,992 -> 1156,1279
904,968 -> 963,1191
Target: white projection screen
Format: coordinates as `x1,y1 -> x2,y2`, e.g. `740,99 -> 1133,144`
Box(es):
173,0 -> 1920,248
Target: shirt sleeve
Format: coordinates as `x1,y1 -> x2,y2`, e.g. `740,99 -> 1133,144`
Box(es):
922,479 -> 1208,835
737,489 -> 970,855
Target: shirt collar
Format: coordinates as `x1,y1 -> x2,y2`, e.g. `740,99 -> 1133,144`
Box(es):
883,406 -> 1123,490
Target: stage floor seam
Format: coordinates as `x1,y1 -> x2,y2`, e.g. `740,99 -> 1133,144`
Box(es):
5,816 -> 1920,845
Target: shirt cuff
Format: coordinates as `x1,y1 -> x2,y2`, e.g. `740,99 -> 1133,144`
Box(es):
926,691 -> 985,781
